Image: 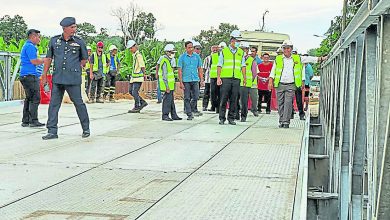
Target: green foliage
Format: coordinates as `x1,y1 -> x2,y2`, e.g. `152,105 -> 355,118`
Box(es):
193,23 -> 239,58
77,22 -> 97,44
0,15 -> 28,44
130,12 -> 158,41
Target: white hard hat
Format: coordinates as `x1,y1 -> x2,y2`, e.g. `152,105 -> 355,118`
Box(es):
218,42 -> 227,48
193,41 -> 202,48
164,44 -> 176,52
240,42 -> 250,48
126,40 -> 136,49
86,46 -> 92,50
109,45 -> 118,51
230,30 -> 241,39
282,40 -> 293,47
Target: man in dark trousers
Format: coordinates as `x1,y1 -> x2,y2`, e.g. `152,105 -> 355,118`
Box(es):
19,29 -> 45,127
42,17 -> 90,140
89,41 -> 109,103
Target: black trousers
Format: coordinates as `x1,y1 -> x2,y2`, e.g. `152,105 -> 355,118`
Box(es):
162,91 -> 179,119
295,87 -> 305,117
219,78 -> 240,121
258,90 -> 271,112
104,71 -> 116,98
90,75 -> 104,99
47,83 -> 90,134
240,87 -> 250,118
85,74 -> 91,96
20,75 -> 41,123
202,83 -> 211,108
184,82 -> 200,116
210,78 -> 221,111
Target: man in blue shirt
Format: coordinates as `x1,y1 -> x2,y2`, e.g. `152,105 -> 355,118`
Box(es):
178,41 -> 204,120
19,29 -> 45,127
304,60 -> 314,111
103,45 -> 120,102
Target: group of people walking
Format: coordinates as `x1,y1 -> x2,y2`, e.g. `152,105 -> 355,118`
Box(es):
18,17 -> 326,140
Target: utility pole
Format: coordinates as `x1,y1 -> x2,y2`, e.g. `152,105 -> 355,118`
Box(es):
342,0 -> 348,31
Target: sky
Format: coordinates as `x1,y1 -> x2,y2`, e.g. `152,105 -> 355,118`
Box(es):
1,0 -> 343,53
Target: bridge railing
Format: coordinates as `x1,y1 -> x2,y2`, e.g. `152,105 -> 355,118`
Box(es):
314,0 -> 390,219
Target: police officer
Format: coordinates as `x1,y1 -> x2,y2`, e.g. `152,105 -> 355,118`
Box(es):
42,17 -> 90,140
158,44 -> 182,121
217,30 -> 246,125
19,29 -> 45,127
103,45 -> 120,102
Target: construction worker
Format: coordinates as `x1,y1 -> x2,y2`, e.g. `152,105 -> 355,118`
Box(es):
208,42 -> 226,114
202,45 -> 218,111
193,41 -> 202,55
249,46 -> 260,117
127,40 -> 148,113
89,41 -> 109,103
84,46 -> 92,96
158,44 -> 182,121
257,52 -> 273,114
178,41 -> 204,120
217,30 -> 246,125
103,45 -> 120,102
269,40 -> 326,128
238,42 -> 257,122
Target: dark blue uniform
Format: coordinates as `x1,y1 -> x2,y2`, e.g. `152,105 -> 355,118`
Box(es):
45,34 -> 90,135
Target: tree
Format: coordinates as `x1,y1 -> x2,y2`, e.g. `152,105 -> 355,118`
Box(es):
76,22 -> 97,44
111,1 -> 141,46
0,15 -> 28,44
193,23 -> 239,58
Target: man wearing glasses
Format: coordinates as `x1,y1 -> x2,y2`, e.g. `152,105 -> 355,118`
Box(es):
42,17 -> 90,140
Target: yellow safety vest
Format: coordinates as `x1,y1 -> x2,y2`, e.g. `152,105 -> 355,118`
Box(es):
274,54 -> 303,88
158,56 -> 175,91
92,52 -> 108,73
220,47 -> 244,79
241,56 -> 254,88
210,53 -> 219,79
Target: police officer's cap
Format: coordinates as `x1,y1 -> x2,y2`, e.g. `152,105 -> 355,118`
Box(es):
60,17 -> 76,27
27,29 -> 40,37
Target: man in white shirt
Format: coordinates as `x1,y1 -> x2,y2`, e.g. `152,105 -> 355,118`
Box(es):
268,40 -> 326,128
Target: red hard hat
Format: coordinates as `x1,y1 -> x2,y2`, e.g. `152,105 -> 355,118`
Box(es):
97,41 -> 104,47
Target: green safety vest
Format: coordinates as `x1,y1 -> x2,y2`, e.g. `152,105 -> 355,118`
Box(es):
220,47 -> 244,79
158,56 -> 175,91
210,53 -> 219,79
92,52 -> 108,73
274,54 -> 303,88
132,51 -> 144,78
240,56 -> 254,88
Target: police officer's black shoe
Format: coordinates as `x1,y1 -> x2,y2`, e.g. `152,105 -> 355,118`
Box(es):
162,117 -> 173,121
228,120 -> 236,125
21,122 -> 29,127
42,133 -> 58,140
30,122 -> 45,127
219,120 -> 225,125
82,130 -> 90,138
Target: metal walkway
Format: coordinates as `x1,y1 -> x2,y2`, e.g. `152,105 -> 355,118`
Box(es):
0,101 -> 305,220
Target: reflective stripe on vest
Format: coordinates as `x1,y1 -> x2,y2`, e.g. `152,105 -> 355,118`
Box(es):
274,54 -> 303,88
220,47 -> 244,79
158,57 -> 175,91
210,53 -> 219,79
92,52 -> 108,73
241,56 -> 254,88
